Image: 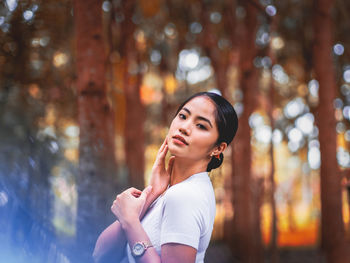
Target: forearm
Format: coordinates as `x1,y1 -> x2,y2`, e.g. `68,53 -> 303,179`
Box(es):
121,218 -> 161,263
93,220 -> 127,263
140,190 -> 161,219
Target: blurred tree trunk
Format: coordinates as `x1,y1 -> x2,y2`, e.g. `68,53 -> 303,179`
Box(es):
222,0 -> 240,245
199,1 -> 240,245
267,17 -> 279,263
313,0 -> 350,262
74,0 -> 117,261
232,2 -> 262,262
199,0 -> 233,97
121,0 -> 146,190
267,68 -> 279,263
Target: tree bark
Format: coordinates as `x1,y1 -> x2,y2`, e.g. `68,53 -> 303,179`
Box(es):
232,2 -> 262,262
74,0 -> 117,261
313,0 -> 350,261
121,0 -> 146,190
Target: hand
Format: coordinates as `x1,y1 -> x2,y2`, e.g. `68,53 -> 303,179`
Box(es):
149,138 -> 175,196
111,186 -> 153,226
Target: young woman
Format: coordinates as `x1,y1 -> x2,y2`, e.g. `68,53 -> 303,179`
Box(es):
93,92 -> 238,263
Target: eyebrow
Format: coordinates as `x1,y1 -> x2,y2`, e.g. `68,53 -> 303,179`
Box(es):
182,107 -> 213,128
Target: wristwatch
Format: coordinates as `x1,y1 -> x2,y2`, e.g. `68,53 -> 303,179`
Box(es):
131,241 -> 153,257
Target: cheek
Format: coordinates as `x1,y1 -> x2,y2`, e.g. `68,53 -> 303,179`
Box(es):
167,119 -> 176,133
191,131 -> 218,151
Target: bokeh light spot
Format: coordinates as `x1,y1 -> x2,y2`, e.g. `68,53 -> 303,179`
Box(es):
284,98 -> 306,119
308,79 -> 319,97
333,43 -> 344,56
102,1 -> 111,12
65,126 -> 79,137
295,113 -> 314,135
53,52 -> 69,67
343,69 -> 350,83
272,64 -> 289,84
190,22 -> 202,34
272,129 -> 283,144
23,10 -> 34,21
271,36 -> 284,50
343,106 -> 350,120
255,125 -> 272,144
265,5 -> 277,16
6,0 -> 18,12
210,12 -> 222,24
150,50 -> 161,65
308,146 -> 320,169
178,49 -> 200,71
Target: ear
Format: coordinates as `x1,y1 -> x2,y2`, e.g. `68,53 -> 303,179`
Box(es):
210,142 -> 227,156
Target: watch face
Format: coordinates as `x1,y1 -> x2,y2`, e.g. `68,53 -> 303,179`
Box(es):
133,243 -> 145,257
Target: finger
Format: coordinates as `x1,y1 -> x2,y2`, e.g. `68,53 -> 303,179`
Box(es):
166,156 -> 175,175
154,144 -> 168,167
111,203 -> 116,212
159,144 -> 168,159
127,187 -> 141,194
158,138 -> 167,154
140,185 -> 153,200
124,188 -> 142,199
132,192 -> 141,198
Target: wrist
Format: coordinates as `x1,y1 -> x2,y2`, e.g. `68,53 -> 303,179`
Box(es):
120,215 -> 140,231
150,183 -> 167,196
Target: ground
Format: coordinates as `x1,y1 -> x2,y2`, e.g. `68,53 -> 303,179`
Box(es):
205,242 -> 327,263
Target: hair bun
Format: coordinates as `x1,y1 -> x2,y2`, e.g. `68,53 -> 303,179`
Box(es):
207,153 -> 224,172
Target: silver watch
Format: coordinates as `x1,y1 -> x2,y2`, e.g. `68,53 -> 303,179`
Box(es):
131,241 -> 153,257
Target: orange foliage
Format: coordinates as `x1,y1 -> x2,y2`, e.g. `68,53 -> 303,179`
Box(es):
261,222 -> 319,247
278,226 -> 318,247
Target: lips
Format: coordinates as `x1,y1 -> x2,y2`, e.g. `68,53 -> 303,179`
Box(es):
172,135 -> 188,145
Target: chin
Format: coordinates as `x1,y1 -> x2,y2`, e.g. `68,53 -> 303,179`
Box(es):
168,143 -> 184,157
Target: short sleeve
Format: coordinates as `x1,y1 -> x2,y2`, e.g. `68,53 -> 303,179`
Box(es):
160,187 -> 204,249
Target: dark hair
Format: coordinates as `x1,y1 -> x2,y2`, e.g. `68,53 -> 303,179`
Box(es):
175,92 -> 238,172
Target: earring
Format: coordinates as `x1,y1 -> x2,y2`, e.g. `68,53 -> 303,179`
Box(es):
215,154 -> 221,161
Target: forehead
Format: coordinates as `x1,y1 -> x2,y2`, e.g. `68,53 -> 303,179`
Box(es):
182,96 -> 216,120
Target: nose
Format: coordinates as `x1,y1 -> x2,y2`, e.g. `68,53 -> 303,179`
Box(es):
179,122 -> 190,136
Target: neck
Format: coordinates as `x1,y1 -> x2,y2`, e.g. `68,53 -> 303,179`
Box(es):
170,157 -> 208,186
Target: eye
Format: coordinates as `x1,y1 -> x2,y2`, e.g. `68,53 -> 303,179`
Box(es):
179,113 -> 186,119
197,123 -> 207,130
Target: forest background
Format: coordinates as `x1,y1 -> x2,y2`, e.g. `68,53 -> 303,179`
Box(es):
1,0 -> 350,262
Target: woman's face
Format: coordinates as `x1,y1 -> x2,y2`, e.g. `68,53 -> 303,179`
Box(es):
167,96 -> 220,161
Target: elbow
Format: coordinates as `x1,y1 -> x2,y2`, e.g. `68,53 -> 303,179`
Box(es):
92,245 -> 122,263
92,251 -> 98,263
92,245 -> 102,263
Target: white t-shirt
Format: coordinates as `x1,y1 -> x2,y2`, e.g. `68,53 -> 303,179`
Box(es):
124,171 -> 216,263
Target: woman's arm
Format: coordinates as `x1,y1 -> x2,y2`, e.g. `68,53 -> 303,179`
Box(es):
113,187 -> 197,263
93,139 -> 174,262
93,188 -> 144,263
92,220 -> 126,263
122,217 -> 196,263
